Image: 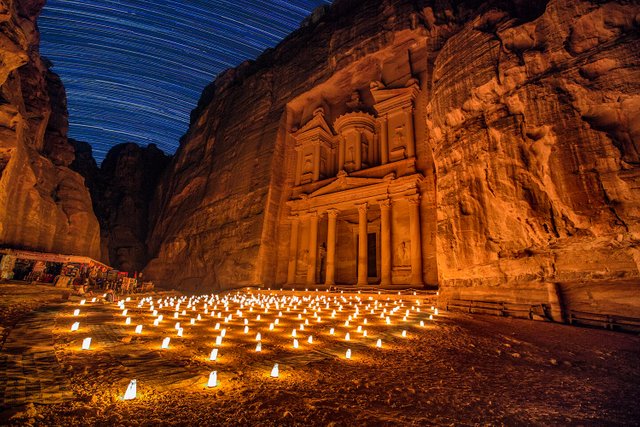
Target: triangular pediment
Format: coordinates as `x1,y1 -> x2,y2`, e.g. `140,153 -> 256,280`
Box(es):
293,108 -> 334,138
309,174 -> 385,198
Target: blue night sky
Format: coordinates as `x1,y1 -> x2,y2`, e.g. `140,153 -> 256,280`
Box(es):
39,0 -> 331,162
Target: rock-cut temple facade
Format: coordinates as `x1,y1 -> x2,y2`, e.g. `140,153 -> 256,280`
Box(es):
283,81 -> 429,287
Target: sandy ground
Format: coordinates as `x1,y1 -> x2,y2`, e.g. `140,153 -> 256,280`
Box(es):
1,285 -> 639,426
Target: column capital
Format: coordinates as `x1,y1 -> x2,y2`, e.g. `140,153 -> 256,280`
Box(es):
289,214 -> 300,223
379,198 -> 391,209
327,208 -> 339,218
407,194 -> 421,206
307,211 -> 319,218
357,202 -> 368,213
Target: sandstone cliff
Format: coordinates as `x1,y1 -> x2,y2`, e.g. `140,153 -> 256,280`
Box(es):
145,0 -> 640,316
71,142 -> 170,273
0,0 -> 100,258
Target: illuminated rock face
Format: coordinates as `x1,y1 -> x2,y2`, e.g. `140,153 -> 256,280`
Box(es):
145,0 -> 640,315
0,0 -> 100,258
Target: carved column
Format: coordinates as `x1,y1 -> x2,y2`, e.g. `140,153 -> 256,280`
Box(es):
408,195 -> 423,286
294,148 -> 302,186
287,216 -> 299,284
380,199 -> 391,286
355,130 -> 362,171
404,107 -> 415,158
313,143 -> 321,182
325,209 -> 338,286
306,212 -> 319,285
338,136 -> 345,171
357,202 -> 368,286
380,115 -> 389,165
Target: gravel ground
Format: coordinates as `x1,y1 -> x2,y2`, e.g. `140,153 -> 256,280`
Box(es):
1,286 -> 639,426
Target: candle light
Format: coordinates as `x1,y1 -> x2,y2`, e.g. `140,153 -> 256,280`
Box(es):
429,314 -> 433,320
376,338 -> 382,348
73,309 -> 80,316
255,332 -> 261,341
244,326 -> 249,334
71,322 -> 79,331
292,329 -> 297,337
124,379 -> 137,400
135,325 -> 143,334
402,330 -> 407,337
214,323 -> 220,330
293,339 -> 299,348
215,336 -> 222,346
162,337 -> 170,349
345,349 -> 351,359
271,363 -> 279,378
125,317 -> 131,325
80,299 -> 86,305
329,328 -> 335,335
122,309 -> 128,316
82,337 -> 91,350
177,328 -> 183,337
190,318 -> 196,325
207,371 -> 218,388
269,323 -> 274,330
345,333 -> 350,341
255,342 -> 262,352
363,330 -> 368,337
307,335 -> 313,344
209,348 -> 218,361
420,320 -> 425,327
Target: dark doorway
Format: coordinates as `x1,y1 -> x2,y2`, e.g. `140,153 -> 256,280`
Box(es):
367,233 -> 376,278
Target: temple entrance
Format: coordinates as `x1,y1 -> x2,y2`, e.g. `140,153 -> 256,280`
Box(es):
355,232 -> 378,284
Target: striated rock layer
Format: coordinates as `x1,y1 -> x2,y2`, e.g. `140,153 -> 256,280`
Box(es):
0,0 -> 100,259
145,0 -> 640,316
71,142 -> 170,272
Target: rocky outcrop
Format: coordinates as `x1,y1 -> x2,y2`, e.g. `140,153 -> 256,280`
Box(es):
71,142 -> 170,272
145,0 -> 639,316
0,0 -> 100,258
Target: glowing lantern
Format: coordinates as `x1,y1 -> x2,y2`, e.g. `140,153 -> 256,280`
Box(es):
215,336 -> 222,346
158,315 -> 163,322
197,314 -> 202,321
152,310 -> 158,316
329,328 -> 335,335
175,322 -> 181,330
174,312 -> 179,319
177,328 -> 184,337
269,323 -> 274,330
300,324 -> 305,331
270,363 -> 279,378
210,348 -> 218,361
256,315 -> 261,321
255,342 -> 262,352
214,323 -> 220,330
420,320 -> 425,327
275,319 -> 280,325
162,337 -> 171,349
345,349 -> 351,359
357,325 -> 362,332
376,339 -> 382,348
71,322 -> 79,331
402,330 -> 407,337
255,332 -> 261,341
244,319 -> 249,325
135,325 -> 143,334
434,308 -> 439,315
345,333 -> 350,341
244,326 -> 249,334
124,379 -> 137,400
73,309 -> 80,316
207,371 -> 218,388
125,317 -> 131,325
386,316 -> 391,325
122,309 -> 128,316
429,314 -> 433,320
221,329 -> 226,337
307,335 -> 313,344
91,297 -> 96,302
363,330 -> 368,337
80,299 -> 86,305
82,337 -> 92,350
292,329 -> 297,337
293,339 -> 299,349
190,319 -> 195,325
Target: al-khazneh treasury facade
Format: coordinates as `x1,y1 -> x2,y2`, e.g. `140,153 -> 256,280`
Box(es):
275,79 -> 434,287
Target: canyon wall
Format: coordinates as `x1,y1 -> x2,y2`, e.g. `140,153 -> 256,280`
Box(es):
71,142 -> 170,272
145,0 -> 640,316
0,0 -> 101,259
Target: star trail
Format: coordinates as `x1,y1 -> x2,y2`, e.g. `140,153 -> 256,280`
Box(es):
39,0 -> 331,162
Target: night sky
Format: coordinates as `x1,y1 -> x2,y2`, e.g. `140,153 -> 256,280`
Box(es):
39,0 -> 331,162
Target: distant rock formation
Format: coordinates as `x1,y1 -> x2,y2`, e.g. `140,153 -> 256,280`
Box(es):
145,0 -> 640,317
0,0 -> 100,258
71,142 -> 170,273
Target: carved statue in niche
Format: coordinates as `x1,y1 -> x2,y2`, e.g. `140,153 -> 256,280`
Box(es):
347,145 -> 354,163
393,125 -> 405,149
303,155 -> 313,173
346,90 -> 363,111
397,241 -> 410,265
